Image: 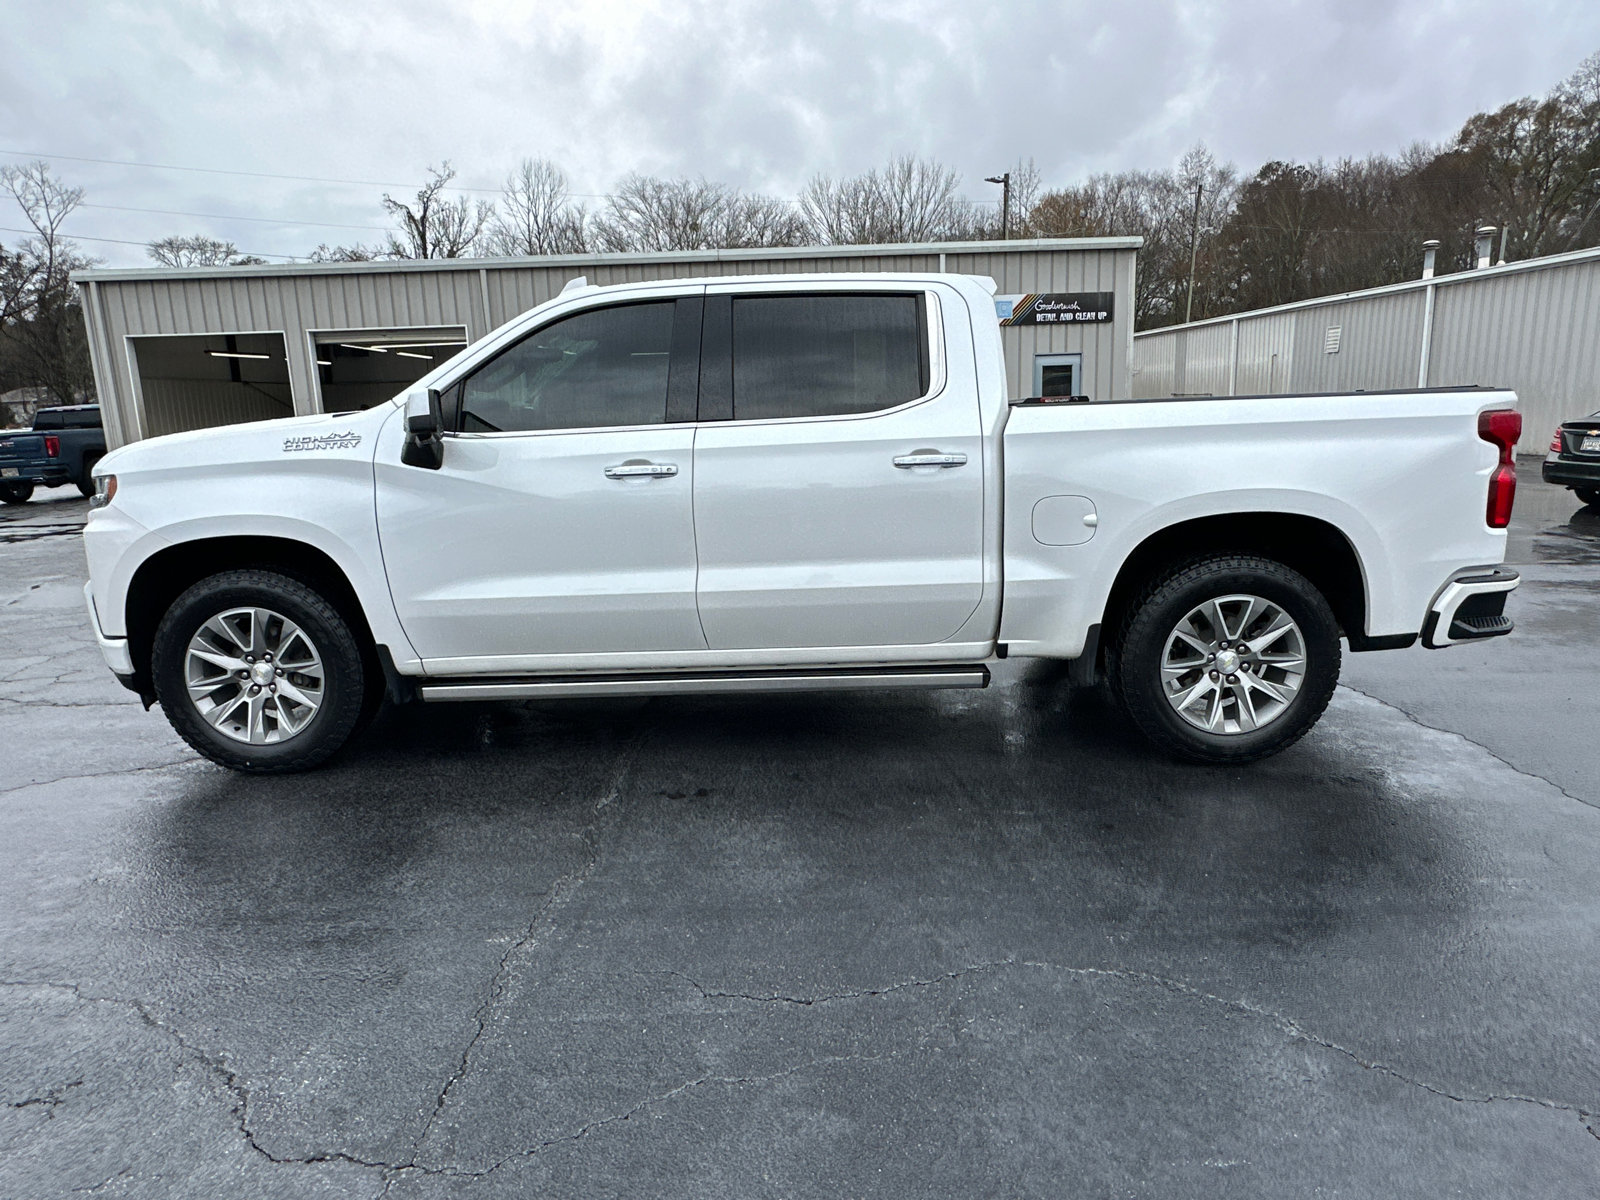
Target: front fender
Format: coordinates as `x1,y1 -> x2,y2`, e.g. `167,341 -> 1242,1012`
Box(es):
87,409 -> 418,669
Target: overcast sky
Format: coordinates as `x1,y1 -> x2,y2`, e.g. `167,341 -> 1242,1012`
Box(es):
4,0 -> 1598,266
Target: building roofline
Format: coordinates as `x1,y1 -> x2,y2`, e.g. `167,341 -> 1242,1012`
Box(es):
1132,241 -> 1600,338
71,236 -> 1143,284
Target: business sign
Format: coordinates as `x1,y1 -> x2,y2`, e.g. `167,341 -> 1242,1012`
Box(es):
996,292 -> 1114,326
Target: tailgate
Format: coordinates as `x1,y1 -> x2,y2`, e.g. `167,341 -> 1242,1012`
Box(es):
0,433 -> 45,464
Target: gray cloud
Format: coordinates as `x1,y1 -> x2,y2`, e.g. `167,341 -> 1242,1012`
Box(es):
2,0 -> 1596,264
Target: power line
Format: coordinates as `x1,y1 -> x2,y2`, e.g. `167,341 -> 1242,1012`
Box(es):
0,146 -> 1004,208
0,226 -> 301,260
0,147 -> 500,193
79,202 -> 391,233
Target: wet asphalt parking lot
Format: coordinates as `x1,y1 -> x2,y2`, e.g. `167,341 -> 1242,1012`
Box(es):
2,472 -> 1599,1199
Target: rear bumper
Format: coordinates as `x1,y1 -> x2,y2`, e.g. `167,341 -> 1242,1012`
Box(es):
0,463 -> 71,486
83,581 -> 134,676
1542,457 -> 1600,488
1421,569 -> 1519,649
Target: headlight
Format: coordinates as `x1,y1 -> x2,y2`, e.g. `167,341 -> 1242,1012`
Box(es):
89,474 -> 117,509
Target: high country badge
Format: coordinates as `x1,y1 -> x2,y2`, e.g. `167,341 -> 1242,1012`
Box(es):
283,431 -> 362,452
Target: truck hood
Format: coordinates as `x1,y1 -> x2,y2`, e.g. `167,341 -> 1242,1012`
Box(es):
98,406 -> 395,476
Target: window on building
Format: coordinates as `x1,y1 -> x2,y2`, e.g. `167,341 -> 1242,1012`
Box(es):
460,302 -> 675,433
1032,353 -> 1083,399
314,329 -> 468,413
130,333 -> 292,438
730,294 -> 928,421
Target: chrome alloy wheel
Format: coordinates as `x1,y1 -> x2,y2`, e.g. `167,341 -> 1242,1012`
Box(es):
183,607 -> 325,744
1159,593 -> 1306,735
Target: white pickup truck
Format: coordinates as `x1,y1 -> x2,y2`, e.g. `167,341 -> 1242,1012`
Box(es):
81,272 -> 1522,773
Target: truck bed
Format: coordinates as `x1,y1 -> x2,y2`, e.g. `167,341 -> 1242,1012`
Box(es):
998,386 -> 1516,658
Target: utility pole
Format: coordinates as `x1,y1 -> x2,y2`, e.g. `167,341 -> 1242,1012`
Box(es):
1185,182 -> 1203,325
985,173 -> 1011,241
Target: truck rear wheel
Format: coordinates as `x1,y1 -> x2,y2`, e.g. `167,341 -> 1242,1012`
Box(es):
151,570 -> 366,773
1108,555 -> 1340,764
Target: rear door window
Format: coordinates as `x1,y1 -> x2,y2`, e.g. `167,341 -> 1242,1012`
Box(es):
729,294 -> 928,421
460,301 -> 676,433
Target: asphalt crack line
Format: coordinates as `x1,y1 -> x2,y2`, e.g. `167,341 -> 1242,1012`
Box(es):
1338,683 -> 1597,810
0,757 -> 195,796
1042,960 -> 1600,1134
378,1051 -> 886,1188
665,959 -> 1019,1006
7,1078 -> 83,1119
70,1166 -> 132,1194
0,980 -> 391,1179
658,958 -> 1600,1136
0,695 -> 140,708
404,721 -> 648,1167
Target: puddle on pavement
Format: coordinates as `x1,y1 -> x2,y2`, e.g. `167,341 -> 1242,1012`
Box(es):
1502,473 -> 1600,566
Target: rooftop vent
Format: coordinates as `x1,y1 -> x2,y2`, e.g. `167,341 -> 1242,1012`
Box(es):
1474,226 -> 1496,270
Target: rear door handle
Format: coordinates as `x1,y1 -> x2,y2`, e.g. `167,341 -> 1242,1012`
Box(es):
892,453 -> 968,468
604,462 -> 679,479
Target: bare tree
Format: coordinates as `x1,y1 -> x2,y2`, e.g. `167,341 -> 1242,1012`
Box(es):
801,155 -> 974,244
1023,144 -> 1239,327
594,175 -> 806,252
147,235 -> 267,267
381,163 -> 494,259
308,242 -> 379,262
0,161 -> 97,402
0,244 -> 40,327
487,159 -> 588,255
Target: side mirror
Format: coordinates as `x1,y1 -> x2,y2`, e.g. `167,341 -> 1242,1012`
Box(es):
401,389 -> 444,469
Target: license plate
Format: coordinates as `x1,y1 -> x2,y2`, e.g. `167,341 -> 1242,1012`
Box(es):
1582,436 -> 1600,452
0,468 -> 17,478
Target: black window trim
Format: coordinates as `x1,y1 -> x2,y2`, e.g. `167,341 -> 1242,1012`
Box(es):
445,293 -> 704,436
699,286 -> 945,427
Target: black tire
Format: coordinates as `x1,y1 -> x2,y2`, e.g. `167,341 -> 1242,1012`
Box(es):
0,482 -> 33,504
1107,555 -> 1341,764
77,453 -> 102,498
1575,488 -> 1600,508
151,570 -> 366,773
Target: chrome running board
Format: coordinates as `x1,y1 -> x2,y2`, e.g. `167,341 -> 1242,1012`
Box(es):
418,664 -> 990,702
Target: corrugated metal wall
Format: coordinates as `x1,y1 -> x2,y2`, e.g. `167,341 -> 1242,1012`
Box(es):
78,240 -> 1139,448
1426,260 -> 1600,441
944,247 -> 1136,401
139,378 -> 294,438
1130,246 -> 1600,443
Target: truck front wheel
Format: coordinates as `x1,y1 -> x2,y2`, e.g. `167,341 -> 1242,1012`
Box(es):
1108,555 -> 1340,764
77,453 -> 102,498
150,570 -> 366,773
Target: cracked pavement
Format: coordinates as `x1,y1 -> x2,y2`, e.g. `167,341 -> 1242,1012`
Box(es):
3,477 -> 1600,1198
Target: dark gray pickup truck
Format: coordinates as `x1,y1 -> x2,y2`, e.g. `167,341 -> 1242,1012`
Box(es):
0,405 -> 106,504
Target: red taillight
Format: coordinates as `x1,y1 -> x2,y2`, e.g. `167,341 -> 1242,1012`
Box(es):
1550,428 -> 1564,453
1478,408 -> 1520,529
43,435 -> 59,458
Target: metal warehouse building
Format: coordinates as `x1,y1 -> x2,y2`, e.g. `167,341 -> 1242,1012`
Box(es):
72,237 -> 1140,450
1131,243 -> 1600,444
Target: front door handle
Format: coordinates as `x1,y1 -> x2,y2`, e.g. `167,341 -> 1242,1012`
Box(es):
604,462 -> 679,479
892,452 -> 968,468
